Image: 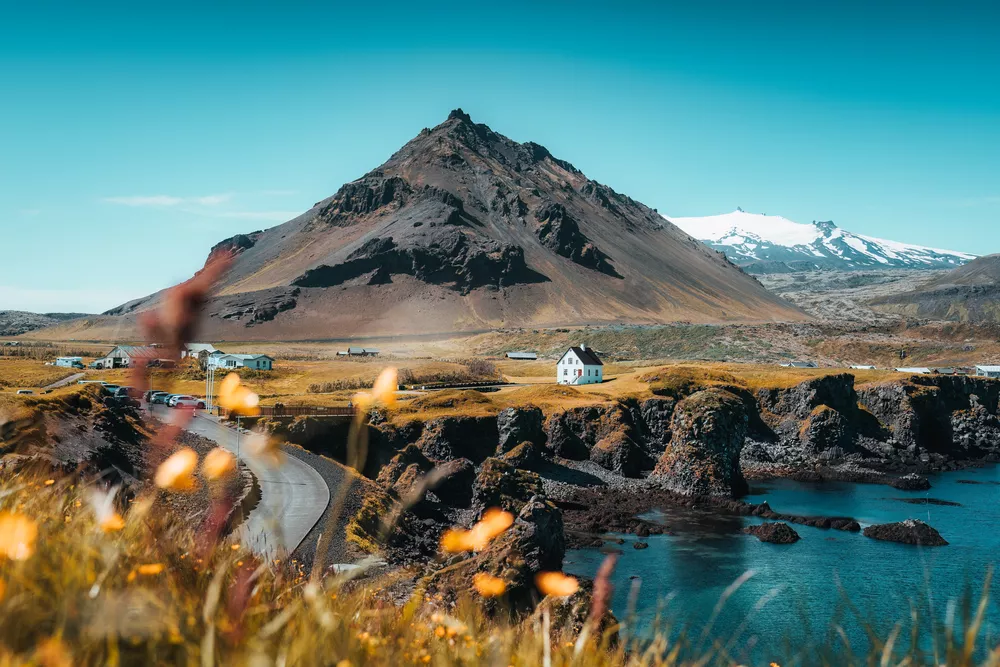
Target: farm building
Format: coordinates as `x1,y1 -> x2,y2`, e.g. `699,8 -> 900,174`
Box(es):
850,365 -> 877,370
55,356 -> 83,368
505,351 -> 537,360
895,367 -> 932,374
780,361 -> 818,368
975,365 -> 1000,378
557,344 -> 603,385
208,353 -> 274,371
181,343 -> 218,359
93,345 -> 161,369
342,347 -> 379,357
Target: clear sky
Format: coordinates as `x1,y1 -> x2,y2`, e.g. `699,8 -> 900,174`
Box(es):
1,0 -> 997,312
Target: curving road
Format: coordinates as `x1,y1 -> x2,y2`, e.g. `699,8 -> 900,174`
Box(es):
44,372 -> 85,390
151,406 -> 331,558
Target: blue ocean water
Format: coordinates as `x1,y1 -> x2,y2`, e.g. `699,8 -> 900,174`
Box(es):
564,466 -> 1000,664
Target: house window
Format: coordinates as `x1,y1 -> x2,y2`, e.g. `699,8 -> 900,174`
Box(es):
563,369 -> 567,376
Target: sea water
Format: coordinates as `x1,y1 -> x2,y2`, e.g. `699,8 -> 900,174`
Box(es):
564,465 -> 1000,663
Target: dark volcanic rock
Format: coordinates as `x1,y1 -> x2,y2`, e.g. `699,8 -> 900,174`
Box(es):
472,458 -> 545,514
653,389 -> 749,497
424,496 -> 565,615
863,519 -> 948,546
497,406 -> 545,453
501,440 -> 543,470
891,472 -> 931,491
416,416 -> 499,463
743,522 -> 800,544
534,202 -> 621,277
889,497 -> 961,507
431,458 -> 476,507
632,541 -> 649,550
376,444 -> 433,497
588,430 -> 649,478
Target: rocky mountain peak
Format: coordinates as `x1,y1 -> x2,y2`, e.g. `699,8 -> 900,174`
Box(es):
447,108 -> 473,123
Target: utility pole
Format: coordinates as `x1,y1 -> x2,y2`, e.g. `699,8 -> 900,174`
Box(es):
205,365 -> 216,413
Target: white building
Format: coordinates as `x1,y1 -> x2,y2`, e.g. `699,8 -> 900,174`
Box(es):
780,361 -> 818,368
975,365 -> 1000,378
505,351 -> 537,360
93,345 -> 161,369
208,353 -> 274,371
557,345 -> 603,385
850,365 -> 877,370
55,356 -> 83,368
182,343 -> 218,359
895,367 -> 932,374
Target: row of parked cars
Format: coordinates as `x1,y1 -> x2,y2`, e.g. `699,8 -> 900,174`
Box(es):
74,381 -> 205,409
144,390 -> 206,409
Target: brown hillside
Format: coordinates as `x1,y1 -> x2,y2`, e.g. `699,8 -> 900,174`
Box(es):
32,110 -> 804,341
871,254 -> 1000,323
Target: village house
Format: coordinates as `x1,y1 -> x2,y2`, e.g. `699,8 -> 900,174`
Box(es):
505,351 -> 537,360
207,353 -> 274,371
92,345 -> 161,369
557,344 -> 603,385
181,343 -> 218,359
780,361 -> 818,369
339,347 -> 380,357
975,365 -> 1000,379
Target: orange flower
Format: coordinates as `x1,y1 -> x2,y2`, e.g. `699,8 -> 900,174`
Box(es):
354,368 -> 398,410
535,571 -> 579,597
440,508 -> 514,553
218,373 -> 260,416
202,447 -> 236,480
137,563 -> 165,576
472,572 -> 507,597
0,512 -> 37,561
34,638 -> 72,667
154,447 -> 199,492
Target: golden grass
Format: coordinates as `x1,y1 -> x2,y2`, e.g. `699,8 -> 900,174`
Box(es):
0,359 -> 79,390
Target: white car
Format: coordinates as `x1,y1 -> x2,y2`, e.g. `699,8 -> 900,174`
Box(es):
169,395 -> 206,409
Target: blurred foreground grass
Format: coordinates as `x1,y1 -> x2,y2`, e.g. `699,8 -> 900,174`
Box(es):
2,472 -> 1000,666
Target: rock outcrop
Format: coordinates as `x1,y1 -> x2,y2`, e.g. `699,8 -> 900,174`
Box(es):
472,458 -> 545,514
497,406 -> 545,454
416,416 -> 499,463
653,389 -> 749,497
862,519 -> 948,546
743,522 -> 800,544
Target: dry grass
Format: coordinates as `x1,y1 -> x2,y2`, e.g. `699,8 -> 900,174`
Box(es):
0,359 -> 79,390
639,362 -> 909,396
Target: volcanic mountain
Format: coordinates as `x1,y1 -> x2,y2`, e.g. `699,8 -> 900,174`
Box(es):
870,254 -> 1000,323
39,110 -> 804,341
669,209 -> 975,274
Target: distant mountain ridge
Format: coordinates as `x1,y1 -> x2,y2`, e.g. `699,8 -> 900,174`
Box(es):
870,254 -> 1000,324
0,311 -> 90,337
666,209 -> 975,274
27,110 -> 804,341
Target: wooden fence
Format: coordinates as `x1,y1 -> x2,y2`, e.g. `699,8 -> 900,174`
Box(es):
220,405 -> 356,419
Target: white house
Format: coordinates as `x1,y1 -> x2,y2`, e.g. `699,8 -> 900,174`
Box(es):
55,356 -> 83,368
208,353 -> 274,371
975,365 -> 1000,378
557,345 -> 603,385
182,343 -> 218,359
93,345 -> 161,369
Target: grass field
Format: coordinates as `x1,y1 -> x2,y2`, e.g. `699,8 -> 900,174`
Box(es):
0,359 -> 78,390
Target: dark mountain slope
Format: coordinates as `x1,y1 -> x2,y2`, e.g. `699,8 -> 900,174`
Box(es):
32,110 -> 804,341
870,254 -> 1000,323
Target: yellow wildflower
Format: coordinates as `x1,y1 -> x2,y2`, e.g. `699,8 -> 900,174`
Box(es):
202,447 -> 237,480
535,571 -> 579,597
137,563 -> 165,576
218,373 -> 260,416
353,367 -> 398,410
440,508 -> 514,553
0,512 -> 37,561
154,447 -> 199,492
472,572 -> 507,597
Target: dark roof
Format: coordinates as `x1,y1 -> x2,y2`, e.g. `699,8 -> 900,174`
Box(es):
568,346 -> 602,366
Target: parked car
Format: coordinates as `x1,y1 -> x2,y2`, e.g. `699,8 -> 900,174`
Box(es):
171,396 -> 206,409
101,385 -> 121,395
150,392 -> 172,405
15,389 -> 33,395
71,361 -> 85,369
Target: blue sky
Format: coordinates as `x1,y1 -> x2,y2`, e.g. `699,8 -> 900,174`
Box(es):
1,1 -> 998,312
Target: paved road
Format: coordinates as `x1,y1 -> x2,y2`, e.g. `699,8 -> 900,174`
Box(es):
151,405 -> 331,557
44,372 -> 85,390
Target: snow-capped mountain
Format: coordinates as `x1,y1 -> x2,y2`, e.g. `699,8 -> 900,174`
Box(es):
665,209 -> 975,274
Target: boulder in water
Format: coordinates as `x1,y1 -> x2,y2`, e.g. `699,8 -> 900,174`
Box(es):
862,519 -> 947,546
